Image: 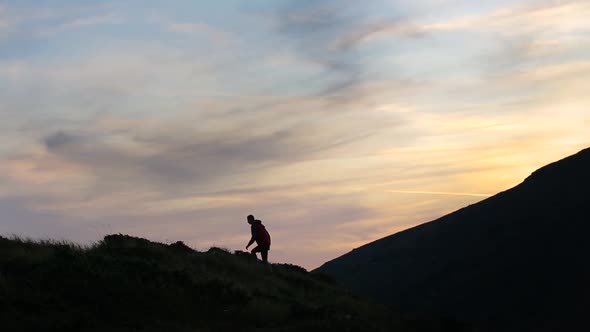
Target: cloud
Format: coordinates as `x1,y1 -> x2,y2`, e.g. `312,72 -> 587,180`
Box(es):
276,0 -> 419,97
422,0 -> 590,34
44,131 -> 80,149
0,42 -> 405,217
38,112 -> 387,198
0,4 -> 123,40
38,12 -> 122,36
419,0 -> 590,72
60,13 -> 121,29
166,21 -> 230,44
386,190 -> 492,197
330,19 -> 422,50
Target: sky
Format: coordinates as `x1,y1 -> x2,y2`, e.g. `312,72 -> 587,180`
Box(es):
1,0 -> 589,269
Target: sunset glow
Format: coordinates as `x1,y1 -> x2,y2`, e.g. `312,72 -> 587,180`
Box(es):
1,0 -> 589,269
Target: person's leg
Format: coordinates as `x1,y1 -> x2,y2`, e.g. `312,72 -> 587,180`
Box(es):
250,246 -> 261,260
261,250 -> 268,263
262,247 -> 272,272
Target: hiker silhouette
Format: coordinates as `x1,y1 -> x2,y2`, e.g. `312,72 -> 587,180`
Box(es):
245,214 -> 271,263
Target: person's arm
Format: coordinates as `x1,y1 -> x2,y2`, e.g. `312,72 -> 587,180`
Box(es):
246,226 -> 257,249
246,236 -> 255,249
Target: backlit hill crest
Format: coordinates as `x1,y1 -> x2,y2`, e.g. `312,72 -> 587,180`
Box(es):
316,147 -> 590,331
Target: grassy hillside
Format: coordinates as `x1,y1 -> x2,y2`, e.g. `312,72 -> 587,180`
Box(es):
0,234 -> 460,332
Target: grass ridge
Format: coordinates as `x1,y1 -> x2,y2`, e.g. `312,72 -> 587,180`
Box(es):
0,233 -> 413,332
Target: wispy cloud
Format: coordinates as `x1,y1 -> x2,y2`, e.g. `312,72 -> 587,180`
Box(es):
39,12 -> 122,36
421,0 -> 590,71
276,0 -> 382,96
387,190 -> 492,197
0,3 -> 123,39
422,0 -> 590,34
166,21 -> 230,44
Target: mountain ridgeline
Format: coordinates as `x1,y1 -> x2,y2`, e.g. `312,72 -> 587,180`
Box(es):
316,147 -> 590,331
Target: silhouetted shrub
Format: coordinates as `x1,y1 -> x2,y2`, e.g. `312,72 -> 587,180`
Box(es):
168,241 -> 195,254
275,263 -> 308,274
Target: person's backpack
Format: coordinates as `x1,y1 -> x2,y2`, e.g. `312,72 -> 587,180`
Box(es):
255,222 -> 271,247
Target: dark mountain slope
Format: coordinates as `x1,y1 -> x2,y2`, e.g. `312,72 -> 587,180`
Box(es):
316,147 -> 590,331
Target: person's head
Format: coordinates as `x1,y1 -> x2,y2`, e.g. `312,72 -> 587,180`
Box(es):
247,214 -> 255,224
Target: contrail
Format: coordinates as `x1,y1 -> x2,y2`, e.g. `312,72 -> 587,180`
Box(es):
386,190 -> 493,197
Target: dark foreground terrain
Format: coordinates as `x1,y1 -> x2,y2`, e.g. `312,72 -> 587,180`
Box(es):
0,234 -> 466,332
317,147 -> 590,331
